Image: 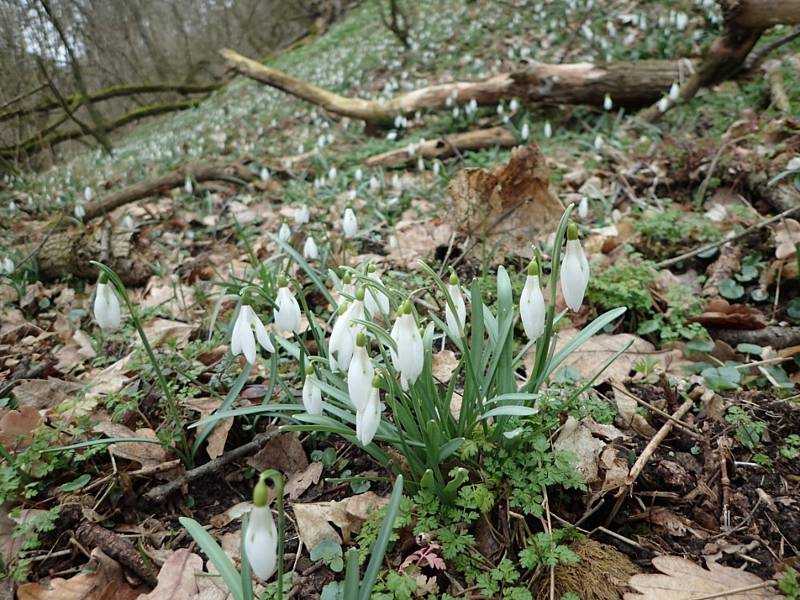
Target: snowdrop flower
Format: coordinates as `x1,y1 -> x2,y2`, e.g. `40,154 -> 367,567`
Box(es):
509,98 -> 519,113
84,186 -> 94,202
594,134 -> 604,150
417,156 -> 425,172
364,265 -> 390,317
185,176 -> 193,194
348,333 -> 374,411
260,167 -> 270,182
294,204 -> 310,225
302,364 -> 323,415
669,82 -> 680,101
356,376 -> 382,446
1,257 -> 14,275
274,278 -> 301,334
329,288 -> 365,372
354,168 -> 363,182
519,259 -> 545,341
93,274 -> 121,331
231,301 -> 274,364
520,122 -> 530,141
578,196 -> 589,219
369,176 -> 380,192
560,223 -> 590,311
342,207 -> 357,238
122,214 -> 135,230
387,130 -> 398,141
603,94 -> 613,111
328,166 -> 337,181
244,475 -> 278,580
544,121 -> 552,139
432,161 -> 441,176
445,271 -> 466,339
74,204 -> 85,220
390,300 -> 424,390
303,236 -> 318,260
8,201 -> 17,213
467,98 -> 478,113
278,222 -> 291,242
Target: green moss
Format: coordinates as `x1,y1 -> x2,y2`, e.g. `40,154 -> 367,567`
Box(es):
633,203 -> 721,261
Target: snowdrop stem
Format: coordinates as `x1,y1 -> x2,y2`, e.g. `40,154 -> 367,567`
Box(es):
524,204 -> 574,392
259,470 -> 285,600
90,261 -> 192,467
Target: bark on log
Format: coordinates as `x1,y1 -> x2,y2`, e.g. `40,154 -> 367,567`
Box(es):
81,161 -> 254,222
221,48 -> 689,126
723,0 -> 800,29
711,326 -> 800,349
364,126 -> 517,167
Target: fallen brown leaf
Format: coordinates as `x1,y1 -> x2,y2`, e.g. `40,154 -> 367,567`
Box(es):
0,405 -> 41,451
285,461 -> 324,500
625,555 -> 780,599
553,416 -> 604,485
93,423 -> 167,468
136,548 -> 202,600
774,218 -> 800,260
247,432 -> 308,475
12,378 -> 82,410
292,491 -> 389,550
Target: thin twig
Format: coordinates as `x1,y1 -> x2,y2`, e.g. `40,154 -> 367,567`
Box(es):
655,205 -> 800,268
745,25 -> 800,70
689,579 -> 778,600
611,384 -> 703,439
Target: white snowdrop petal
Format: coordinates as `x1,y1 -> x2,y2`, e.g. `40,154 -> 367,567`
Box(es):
244,506 -> 277,580
519,275 -> 545,341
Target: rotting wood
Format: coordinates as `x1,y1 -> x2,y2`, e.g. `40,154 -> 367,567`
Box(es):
364,126 -> 516,167
75,522 -> 158,586
221,47 -> 690,127
711,326 -> 800,349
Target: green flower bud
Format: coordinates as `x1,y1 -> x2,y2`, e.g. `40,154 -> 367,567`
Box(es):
342,272 -> 352,284
252,473 -> 269,507
278,275 -> 288,288
567,222 -> 579,241
448,269 -> 459,285
401,299 -> 413,315
305,364 -> 314,375
367,263 -> 376,273
527,259 -> 539,276
98,272 -> 108,284
356,332 -> 366,347
337,301 -> 349,315
371,374 -> 382,388
355,286 -> 365,302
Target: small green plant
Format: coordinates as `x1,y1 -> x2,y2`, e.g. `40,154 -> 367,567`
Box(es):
634,204 -> 721,261
725,406 -> 766,450
586,258 -> 656,325
780,434 -> 800,460
779,566 -> 800,600
1,506 -> 61,582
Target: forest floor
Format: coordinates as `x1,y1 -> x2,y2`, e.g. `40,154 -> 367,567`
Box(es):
1,1 -> 799,599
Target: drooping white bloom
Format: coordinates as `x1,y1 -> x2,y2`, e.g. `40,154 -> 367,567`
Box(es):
594,134 -> 604,150
354,167 -> 363,182
329,290 -> 365,372
342,207 -> 357,238
364,265 -> 390,317
603,94 -> 613,111
8,201 -> 17,213
278,222 -> 291,242
1,257 -> 14,275
560,224 -> 590,311
303,236 -> 318,260
185,176 -> 193,194
231,303 -> 274,364
356,378 -> 381,446
74,204 -> 85,220
520,122 -> 530,141
347,333 -> 374,412
368,176 -> 380,192
260,167 -> 270,182
658,97 -> 670,113
390,301 -> 424,390
509,98 -> 519,113
274,282 -> 301,334
294,205 -> 310,225
432,161 -> 441,176
669,82 -> 680,101
544,120 -> 552,139
578,196 -> 589,219
122,214 -> 135,230
83,186 -> 94,202
520,261 -> 545,341
445,272 -> 466,339
93,277 -> 121,331
328,166 -> 337,181
245,477 -> 278,580
302,365 -> 323,415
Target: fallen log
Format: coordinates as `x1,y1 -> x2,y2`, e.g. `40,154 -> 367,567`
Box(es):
364,126 -> 516,167
221,47 -> 690,127
81,160 -> 254,222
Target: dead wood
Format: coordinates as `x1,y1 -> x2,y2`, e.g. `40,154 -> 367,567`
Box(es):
75,522 -> 158,586
82,161 -> 254,222
711,326 -> 800,349
221,47 -> 689,126
641,0 -> 800,121
364,126 -> 516,167
143,430 -> 278,505
702,244 -> 743,297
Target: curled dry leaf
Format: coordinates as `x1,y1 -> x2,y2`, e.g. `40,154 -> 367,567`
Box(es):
431,349 -> 459,384
285,461 -> 324,500
624,555 -> 781,600
93,423 -> 167,468
292,491 -> 389,550
136,548 -> 202,600
774,218 -> 800,259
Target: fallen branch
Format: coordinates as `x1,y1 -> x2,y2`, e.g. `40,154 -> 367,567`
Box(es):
711,326 -> 800,349
641,0 -> 800,121
364,126 -> 516,167
75,522 -> 158,586
81,160 -> 254,222
143,430 -> 278,504
221,47 -> 689,126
